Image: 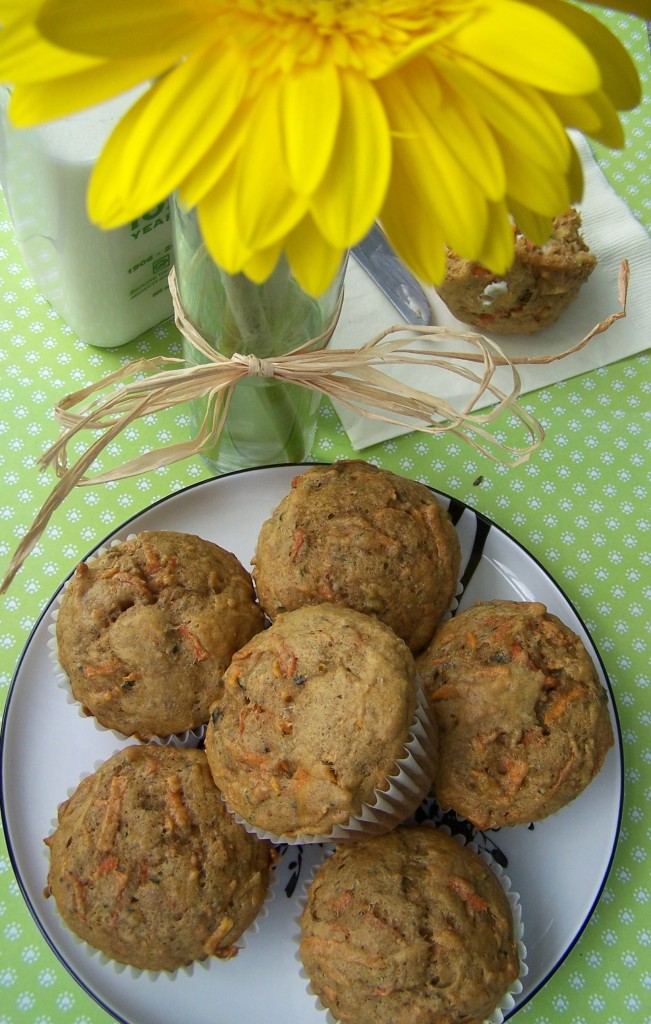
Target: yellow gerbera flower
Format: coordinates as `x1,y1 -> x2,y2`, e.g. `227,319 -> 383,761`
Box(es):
0,0 -> 645,295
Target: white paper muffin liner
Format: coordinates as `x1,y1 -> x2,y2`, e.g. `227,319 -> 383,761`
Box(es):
44,747 -> 277,978
224,678 -> 438,845
48,535 -> 207,748
294,824 -> 527,1024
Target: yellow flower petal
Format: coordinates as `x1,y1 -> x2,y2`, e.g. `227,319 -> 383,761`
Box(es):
0,7 -> 96,81
8,55 -> 171,126
452,0 -> 600,95
0,1 -> 32,12
505,200 -> 554,248
505,141 -> 583,247
474,200 -> 516,273
88,45 -> 248,227
529,0 -> 641,109
379,56 -> 506,202
37,0 -> 212,59
497,131 -> 571,215
279,61 -> 341,197
309,68 -> 391,248
541,91 -> 602,137
545,89 -> 625,149
234,79 -> 307,251
179,104 -> 249,208
435,51 -> 571,174
566,137 -> 585,205
195,166 -> 251,276
284,215 -> 345,298
432,81 -> 506,204
376,68 -> 489,259
1,0 -> 640,298
241,243 -> 283,286
380,170 -> 448,287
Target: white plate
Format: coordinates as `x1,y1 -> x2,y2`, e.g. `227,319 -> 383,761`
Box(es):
1,465 -> 623,1024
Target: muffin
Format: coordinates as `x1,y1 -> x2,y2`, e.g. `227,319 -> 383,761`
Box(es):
417,599 -> 614,828
436,208 -> 597,334
205,604 -> 436,841
44,745 -> 272,971
299,826 -> 521,1024
252,461 -> 461,653
55,530 -> 264,739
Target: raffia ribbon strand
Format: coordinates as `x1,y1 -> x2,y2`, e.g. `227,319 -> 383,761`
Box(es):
0,260 -> 629,592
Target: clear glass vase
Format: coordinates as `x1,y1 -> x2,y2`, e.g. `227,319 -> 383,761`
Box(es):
171,197 -> 347,475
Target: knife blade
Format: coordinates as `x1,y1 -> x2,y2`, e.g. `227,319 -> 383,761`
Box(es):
352,223 -> 432,326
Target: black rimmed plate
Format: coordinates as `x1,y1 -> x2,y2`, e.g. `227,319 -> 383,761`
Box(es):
1,464 -> 623,1024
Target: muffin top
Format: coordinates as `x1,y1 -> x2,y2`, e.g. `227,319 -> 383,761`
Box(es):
45,745 -> 272,972
417,599 -> 614,828
56,530 -> 264,739
252,461 -> 460,653
300,826 -> 520,1024
435,207 -> 596,334
205,603 -> 425,839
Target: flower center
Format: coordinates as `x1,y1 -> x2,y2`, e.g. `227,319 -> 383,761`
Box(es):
214,0 -> 471,77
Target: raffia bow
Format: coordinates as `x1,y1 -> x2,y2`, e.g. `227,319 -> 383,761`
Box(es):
0,260 -> 629,592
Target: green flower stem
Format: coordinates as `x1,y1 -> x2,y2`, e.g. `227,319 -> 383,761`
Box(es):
219,271 -> 273,356
216,267 -> 318,466
173,216 -> 333,472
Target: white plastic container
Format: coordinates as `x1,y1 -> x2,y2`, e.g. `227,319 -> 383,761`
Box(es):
0,87 -> 173,347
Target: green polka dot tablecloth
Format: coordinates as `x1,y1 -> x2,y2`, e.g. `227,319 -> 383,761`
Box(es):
1,11 -> 649,1024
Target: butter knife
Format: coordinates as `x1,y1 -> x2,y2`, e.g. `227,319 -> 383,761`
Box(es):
352,223 -> 432,326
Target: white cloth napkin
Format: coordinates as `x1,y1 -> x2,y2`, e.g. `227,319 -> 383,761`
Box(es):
329,133 -> 651,450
